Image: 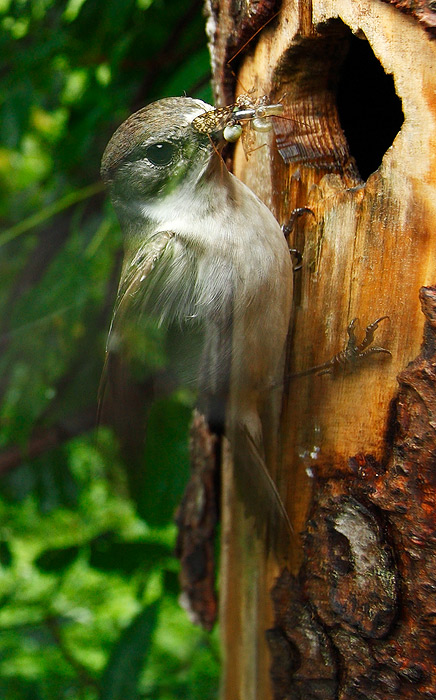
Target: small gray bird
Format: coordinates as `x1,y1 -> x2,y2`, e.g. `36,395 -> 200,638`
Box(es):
101,96 -> 293,542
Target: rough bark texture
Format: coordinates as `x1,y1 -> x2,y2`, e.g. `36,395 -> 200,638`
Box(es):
206,0 -> 280,105
268,287 -> 436,699
208,1 -> 436,698
175,410 -> 219,631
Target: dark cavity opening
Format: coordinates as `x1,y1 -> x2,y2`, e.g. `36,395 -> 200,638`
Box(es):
336,31 -> 404,180
272,19 -> 404,181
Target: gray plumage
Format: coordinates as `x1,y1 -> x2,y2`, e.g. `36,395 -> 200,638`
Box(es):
101,96 -> 293,548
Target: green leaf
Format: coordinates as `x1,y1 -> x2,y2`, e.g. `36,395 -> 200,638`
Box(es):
0,541 -> 12,567
35,545 -> 80,572
89,536 -> 172,575
138,395 -> 192,526
100,602 -> 159,700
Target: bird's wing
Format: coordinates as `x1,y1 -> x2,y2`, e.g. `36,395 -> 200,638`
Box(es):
98,231 -> 177,460
98,226 -> 223,461
111,230 -> 175,330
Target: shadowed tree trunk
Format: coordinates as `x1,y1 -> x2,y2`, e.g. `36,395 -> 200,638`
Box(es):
206,1 -> 436,697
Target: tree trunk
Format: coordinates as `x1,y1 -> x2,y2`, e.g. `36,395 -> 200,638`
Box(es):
207,1 -> 436,698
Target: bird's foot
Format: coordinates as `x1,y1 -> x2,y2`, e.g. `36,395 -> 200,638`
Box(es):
282,207 -> 315,272
316,316 -> 392,376
292,316 -> 392,379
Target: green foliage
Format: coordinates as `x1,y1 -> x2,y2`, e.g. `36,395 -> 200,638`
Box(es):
0,431 -> 220,699
0,0 -> 218,698
139,395 -> 192,526
100,602 -> 159,700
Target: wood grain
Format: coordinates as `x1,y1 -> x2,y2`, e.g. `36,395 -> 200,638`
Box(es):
210,1 -> 436,697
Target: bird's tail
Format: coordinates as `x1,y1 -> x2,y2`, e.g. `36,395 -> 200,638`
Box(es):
229,414 -> 292,561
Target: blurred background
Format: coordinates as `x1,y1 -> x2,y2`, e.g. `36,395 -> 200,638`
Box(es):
0,0 -> 219,698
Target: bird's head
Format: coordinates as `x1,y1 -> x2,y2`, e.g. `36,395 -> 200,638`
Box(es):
101,97 -> 217,207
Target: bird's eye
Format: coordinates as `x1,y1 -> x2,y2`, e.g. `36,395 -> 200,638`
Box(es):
144,142 -> 176,166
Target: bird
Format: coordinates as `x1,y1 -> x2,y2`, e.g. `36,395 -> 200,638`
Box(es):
100,96 -> 294,550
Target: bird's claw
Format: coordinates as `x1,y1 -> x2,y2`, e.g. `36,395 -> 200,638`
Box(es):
289,247 -> 303,271
322,316 -> 392,376
281,207 -> 315,237
282,207 -> 315,272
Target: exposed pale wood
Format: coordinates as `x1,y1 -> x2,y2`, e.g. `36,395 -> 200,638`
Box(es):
217,1 -> 436,698
220,442 -> 276,700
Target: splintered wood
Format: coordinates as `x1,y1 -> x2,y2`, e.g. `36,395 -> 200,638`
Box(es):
207,0 -> 436,698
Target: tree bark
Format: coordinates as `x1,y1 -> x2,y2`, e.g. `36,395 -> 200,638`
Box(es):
207,0 -> 436,697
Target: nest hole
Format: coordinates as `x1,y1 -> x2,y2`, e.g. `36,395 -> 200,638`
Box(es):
336,31 -> 404,180
273,19 -> 404,181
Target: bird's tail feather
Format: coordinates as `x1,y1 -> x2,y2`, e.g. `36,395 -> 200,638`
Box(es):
230,419 -> 292,560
